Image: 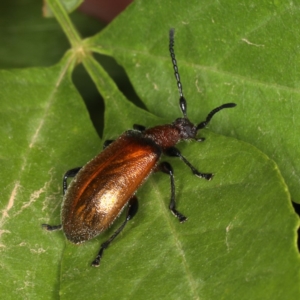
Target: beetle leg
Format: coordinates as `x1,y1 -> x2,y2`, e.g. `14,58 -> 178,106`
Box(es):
195,137 -> 205,142
133,124 -> 146,132
41,224 -> 62,231
92,195 -> 139,267
156,162 -> 187,223
164,147 -> 213,180
41,167 -> 82,231
103,140 -> 114,149
63,167 -> 82,195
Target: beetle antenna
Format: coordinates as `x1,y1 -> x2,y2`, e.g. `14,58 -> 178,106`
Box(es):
169,28 -> 187,118
196,103 -> 236,130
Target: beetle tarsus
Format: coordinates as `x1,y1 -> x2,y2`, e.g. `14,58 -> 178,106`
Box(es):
42,224 -> 62,231
171,210 -> 187,223
91,258 -> 100,267
194,171 -> 214,181
196,137 -> 205,142
91,247 -> 104,267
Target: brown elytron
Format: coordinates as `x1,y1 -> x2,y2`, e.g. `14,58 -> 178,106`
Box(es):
42,29 -> 236,267
62,131 -> 161,244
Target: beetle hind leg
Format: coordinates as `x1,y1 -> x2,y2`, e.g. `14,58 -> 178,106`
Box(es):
92,195 -> 139,267
41,167 -> 82,232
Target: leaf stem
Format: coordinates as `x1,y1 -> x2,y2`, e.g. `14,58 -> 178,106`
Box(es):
45,0 -> 82,48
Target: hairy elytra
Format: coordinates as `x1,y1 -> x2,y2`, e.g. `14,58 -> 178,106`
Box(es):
42,29 -> 236,267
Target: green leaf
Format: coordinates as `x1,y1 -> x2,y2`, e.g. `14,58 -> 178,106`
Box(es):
58,131 -> 300,299
88,0 -> 300,203
0,0 -> 299,299
0,55 -> 100,298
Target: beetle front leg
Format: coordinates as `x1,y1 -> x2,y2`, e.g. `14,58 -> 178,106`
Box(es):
156,162 -> 187,223
92,195 -> 139,267
164,147 -> 213,180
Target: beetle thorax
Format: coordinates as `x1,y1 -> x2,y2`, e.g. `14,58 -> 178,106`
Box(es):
142,118 -> 197,150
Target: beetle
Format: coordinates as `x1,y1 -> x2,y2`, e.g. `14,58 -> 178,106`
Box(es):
42,28 -> 236,267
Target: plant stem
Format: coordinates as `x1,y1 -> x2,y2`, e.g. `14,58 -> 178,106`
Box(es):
45,0 -> 82,48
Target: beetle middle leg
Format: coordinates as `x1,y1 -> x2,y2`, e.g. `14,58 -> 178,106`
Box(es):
164,147 -> 213,180
92,195 -> 139,267
103,140 -> 114,149
156,161 -> 187,223
42,167 -> 82,231
133,124 -> 146,132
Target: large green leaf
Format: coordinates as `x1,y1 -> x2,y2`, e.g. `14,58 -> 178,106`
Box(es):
0,56 -> 100,298
58,116 -> 300,299
57,56 -> 299,299
0,0 -> 299,299
87,0 -> 300,203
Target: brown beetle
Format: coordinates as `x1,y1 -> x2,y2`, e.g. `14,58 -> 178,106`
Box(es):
42,29 -> 236,267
